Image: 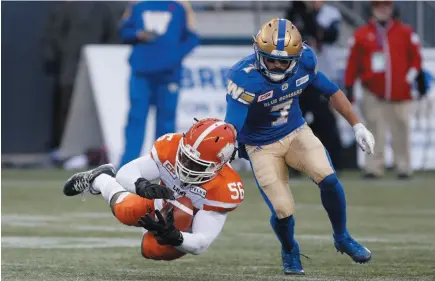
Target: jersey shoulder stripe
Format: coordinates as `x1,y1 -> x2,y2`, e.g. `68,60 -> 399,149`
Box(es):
227,55 -> 268,105
203,200 -> 239,212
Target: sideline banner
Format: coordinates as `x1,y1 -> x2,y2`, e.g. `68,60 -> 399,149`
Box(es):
60,45 -> 435,170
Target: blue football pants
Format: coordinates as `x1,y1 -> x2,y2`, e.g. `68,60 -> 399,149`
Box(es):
120,72 -> 179,167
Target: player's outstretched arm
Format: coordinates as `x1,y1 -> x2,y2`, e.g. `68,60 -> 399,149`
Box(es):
310,70 -> 375,155
329,90 -> 375,155
224,97 -> 249,134
329,90 -> 360,127
176,210 -> 227,255
116,153 -> 170,198
138,209 -> 227,255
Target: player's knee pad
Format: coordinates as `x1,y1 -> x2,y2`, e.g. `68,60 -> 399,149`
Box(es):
318,173 -> 340,192
260,181 -> 295,219
274,203 -> 295,219
141,232 -> 186,261
112,193 -> 153,226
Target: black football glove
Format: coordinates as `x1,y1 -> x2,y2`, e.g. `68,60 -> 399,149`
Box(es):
138,209 -> 184,246
135,178 -> 175,200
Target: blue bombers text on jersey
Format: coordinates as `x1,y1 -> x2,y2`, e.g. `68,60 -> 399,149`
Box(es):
224,44 -> 339,151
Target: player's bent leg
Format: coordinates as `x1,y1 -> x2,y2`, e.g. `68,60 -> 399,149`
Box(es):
288,126 -> 371,263
141,232 -> 186,261
111,192 -> 154,227
286,124 -> 335,183
63,164 -> 116,196
270,215 -> 304,275
317,169 -> 371,263
318,173 -> 371,263
246,142 -> 294,218
246,143 -> 304,274
286,126 -> 346,239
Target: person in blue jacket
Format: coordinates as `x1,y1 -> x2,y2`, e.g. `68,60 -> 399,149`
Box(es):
119,1 -> 199,167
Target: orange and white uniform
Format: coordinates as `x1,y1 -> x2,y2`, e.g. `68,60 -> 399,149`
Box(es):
111,120 -> 243,260
151,133 -> 243,212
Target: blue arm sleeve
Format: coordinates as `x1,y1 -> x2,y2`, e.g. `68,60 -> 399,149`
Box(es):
311,71 -> 340,97
178,30 -> 200,59
224,97 -> 249,133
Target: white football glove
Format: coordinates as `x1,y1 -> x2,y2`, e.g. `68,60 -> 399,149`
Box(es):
353,123 -> 375,155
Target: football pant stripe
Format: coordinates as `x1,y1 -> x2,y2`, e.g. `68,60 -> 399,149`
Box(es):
249,161 -> 278,218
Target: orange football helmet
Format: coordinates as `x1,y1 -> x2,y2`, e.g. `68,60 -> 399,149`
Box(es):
176,118 -> 237,184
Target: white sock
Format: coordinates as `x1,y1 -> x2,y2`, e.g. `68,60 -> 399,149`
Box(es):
92,174 -> 127,203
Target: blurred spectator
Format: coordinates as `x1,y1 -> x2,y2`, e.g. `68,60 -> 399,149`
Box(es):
42,1 -> 118,150
286,1 -> 343,171
287,1 -> 342,81
345,0 -> 422,179
119,1 -> 199,167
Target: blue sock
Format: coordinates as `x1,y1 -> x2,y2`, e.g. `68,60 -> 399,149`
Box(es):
318,174 -> 348,240
270,215 -> 296,252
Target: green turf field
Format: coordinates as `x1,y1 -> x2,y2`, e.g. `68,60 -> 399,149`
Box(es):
2,169 -> 435,281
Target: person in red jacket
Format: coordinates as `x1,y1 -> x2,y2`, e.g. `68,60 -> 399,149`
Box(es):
345,0 -> 422,179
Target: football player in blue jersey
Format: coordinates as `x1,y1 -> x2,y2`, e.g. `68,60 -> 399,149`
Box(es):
224,18 -> 375,275
119,1 -> 200,167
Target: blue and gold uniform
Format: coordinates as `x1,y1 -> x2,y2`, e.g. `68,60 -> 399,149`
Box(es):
224,18 -> 372,275
225,44 -> 338,147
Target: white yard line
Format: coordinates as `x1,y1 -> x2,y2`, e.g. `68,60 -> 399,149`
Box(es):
1,236 -> 139,249
223,232 -> 435,245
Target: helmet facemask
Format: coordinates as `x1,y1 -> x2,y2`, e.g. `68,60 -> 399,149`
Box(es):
254,43 -> 301,82
175,138 -> 222,185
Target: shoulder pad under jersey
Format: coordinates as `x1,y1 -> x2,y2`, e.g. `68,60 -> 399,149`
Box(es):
299,44 -> 318,73
151,133 -> 182,164
227,54 -> 265,105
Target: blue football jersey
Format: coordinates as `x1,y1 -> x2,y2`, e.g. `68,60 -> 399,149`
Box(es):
224,44 -> 339,147
120,1 -> 199,74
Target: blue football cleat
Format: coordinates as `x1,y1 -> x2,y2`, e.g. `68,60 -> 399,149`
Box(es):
281,241 -> 305,275
334,233 -> 372,263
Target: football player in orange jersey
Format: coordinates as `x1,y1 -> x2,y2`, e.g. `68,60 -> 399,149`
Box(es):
63,118 -> 244,259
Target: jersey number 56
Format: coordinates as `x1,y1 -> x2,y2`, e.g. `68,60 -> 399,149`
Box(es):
227,182 -> 244,200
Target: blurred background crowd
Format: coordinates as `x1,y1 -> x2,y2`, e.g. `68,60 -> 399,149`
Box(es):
2,1 -> 434,179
